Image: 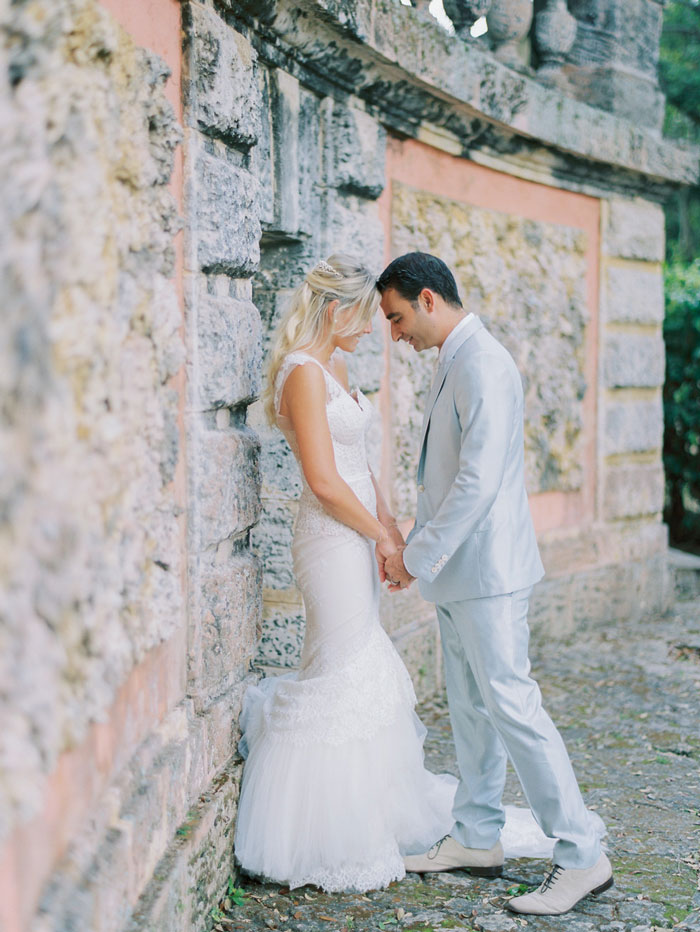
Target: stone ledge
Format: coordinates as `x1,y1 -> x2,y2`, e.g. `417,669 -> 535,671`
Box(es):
531,550 -> 670,638
254,0 -> 700,187
538,519 -> 667,578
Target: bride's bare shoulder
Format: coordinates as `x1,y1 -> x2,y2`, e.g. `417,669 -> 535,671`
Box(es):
278,356 -> 327,418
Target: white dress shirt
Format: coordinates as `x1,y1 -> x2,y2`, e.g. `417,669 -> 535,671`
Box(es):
438,312 -> 475,366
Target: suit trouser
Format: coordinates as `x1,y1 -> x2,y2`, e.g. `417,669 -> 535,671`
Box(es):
437,587 -> 600,870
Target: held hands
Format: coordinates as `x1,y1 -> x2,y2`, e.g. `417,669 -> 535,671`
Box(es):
384,548 -> 415,592
375,523 -> 415,592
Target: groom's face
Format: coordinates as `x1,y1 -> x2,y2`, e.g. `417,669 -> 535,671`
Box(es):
380,288 -> 434,352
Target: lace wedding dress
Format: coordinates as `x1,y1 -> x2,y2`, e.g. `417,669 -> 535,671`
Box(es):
233,351 -> 587,893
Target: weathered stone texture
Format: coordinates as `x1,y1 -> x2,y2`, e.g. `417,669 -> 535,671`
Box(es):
0,0 -> 183,838
190,549 -> 262,706
390,182 -> 589,505
256,600 -> 306,668
188,145 -> 261,275
195,291 -> 262,409
605,397 -> 664,455
252,493 -> 298,591
193,425 -> 261,550
604,333 -> 665,389
604,264 -> 664,325
390,339 -> 438,519
329,102 -> 387,199
566,0 -> 665,129
604,464 -> 665,520
531,546 -> 670,634
603,197 -> 665,261
184,3 -> 261,148
246,66 -> 389,671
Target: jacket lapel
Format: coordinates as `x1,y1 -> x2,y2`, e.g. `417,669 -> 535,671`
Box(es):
417,315 -> 483,457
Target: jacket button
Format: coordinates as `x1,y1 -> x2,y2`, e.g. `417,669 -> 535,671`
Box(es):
418,484 -> 425,493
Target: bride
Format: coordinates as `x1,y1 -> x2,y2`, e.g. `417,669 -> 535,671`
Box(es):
233,255 -> 568,894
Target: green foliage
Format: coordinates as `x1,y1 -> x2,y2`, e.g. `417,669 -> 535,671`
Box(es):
659,1 -> 700,262
506,883 -> 532,896
226,876 -> 246,906
663,261 -> 700,546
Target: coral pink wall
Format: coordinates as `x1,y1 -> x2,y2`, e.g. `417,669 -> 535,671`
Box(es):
378,137 -> 600,535
0,4 -> 185,932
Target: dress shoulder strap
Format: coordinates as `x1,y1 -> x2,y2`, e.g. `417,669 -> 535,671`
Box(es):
274,352 -> 330,417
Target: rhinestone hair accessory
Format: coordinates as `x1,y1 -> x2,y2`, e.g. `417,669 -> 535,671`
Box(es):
315,259 -> 343,279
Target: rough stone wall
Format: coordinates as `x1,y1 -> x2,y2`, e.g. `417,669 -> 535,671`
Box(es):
181,0 -> 266,712
390,181 -> 589,507
0,0 -> 183,843
242,68 -> 386,670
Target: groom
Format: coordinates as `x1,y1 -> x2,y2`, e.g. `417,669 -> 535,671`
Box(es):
377,253 -> 612,916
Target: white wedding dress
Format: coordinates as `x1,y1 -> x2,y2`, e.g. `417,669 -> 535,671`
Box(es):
233,351 -> 591,893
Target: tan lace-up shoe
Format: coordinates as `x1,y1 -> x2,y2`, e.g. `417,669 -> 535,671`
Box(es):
506,852 -> 613,915
404,836 -> 503,877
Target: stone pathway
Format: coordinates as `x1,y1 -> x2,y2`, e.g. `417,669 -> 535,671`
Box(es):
208,598 -> 700,932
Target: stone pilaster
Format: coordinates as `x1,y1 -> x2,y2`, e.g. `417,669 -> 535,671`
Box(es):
599,196 -> 668,591
182,2 -> 264,725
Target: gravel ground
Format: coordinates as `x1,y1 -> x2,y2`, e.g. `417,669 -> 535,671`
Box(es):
208,597 -> 700,932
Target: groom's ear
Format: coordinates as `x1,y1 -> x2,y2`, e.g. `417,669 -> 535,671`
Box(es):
419,288 -> 436,314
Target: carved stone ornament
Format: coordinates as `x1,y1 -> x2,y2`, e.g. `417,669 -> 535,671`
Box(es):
486,0 -> 533,69
443,0 -> 493,37
535,0 -> 577,77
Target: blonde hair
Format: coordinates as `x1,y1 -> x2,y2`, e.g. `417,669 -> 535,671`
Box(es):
263,254 -> 380,424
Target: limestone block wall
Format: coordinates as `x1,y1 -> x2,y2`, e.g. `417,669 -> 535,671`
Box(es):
1,1 -> 264,930
0,0 -> 185,898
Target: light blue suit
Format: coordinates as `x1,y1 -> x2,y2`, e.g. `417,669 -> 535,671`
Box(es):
403,315 -> 600,870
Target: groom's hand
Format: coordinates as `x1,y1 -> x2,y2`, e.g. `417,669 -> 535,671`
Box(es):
384,548 -> 415,592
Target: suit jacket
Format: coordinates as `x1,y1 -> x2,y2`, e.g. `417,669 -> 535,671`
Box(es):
402,315 -> 545,604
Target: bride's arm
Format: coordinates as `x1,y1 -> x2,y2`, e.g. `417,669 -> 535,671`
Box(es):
369,470 -> 404,546
329,355 -> 404,548
283,362 -> 396,556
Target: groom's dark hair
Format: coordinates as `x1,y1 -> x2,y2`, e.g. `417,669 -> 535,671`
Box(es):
376,252 -> 462,308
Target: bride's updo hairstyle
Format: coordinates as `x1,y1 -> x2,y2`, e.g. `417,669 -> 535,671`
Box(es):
263,253 -> 380,424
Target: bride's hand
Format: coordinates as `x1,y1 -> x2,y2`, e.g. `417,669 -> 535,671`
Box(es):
375,529 -> 397,582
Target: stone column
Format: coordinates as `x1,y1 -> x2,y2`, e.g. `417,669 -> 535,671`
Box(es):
182,1 -> 263,752
599,195 -> 669,610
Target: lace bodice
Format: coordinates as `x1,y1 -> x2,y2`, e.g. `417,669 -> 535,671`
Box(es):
274,352 -> 377,538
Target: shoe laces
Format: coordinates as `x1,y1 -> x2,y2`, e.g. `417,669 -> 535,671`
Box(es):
427,834 -> 450,860
540,864 -> 564,893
